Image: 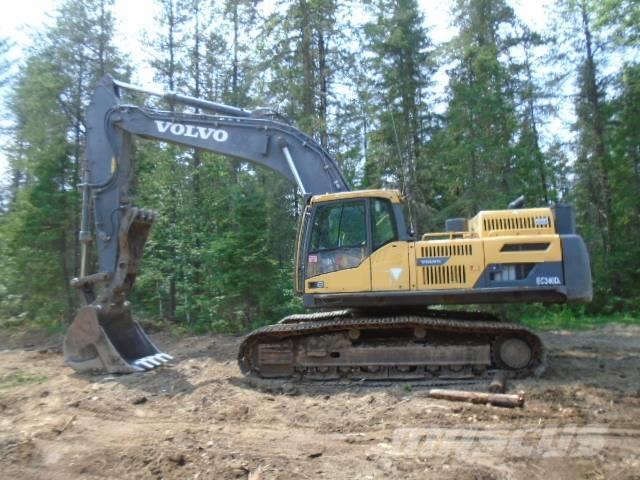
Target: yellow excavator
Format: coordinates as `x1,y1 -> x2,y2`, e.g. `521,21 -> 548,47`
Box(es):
64,76 -> 592,381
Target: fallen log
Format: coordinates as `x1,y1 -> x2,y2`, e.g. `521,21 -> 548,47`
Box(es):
428,389 -> 525,408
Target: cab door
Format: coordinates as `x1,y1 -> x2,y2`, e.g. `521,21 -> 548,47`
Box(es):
369,198 -> 410,291
304,199 -> 371,293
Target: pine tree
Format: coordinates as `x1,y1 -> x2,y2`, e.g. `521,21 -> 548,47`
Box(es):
363,0 -> 433,229
435,0 -> 524,217
0,37 -> 10,88
548,0 -> 616,308
595,0 -> 640,46
136,0 -> 190,320
607,64 -> 640,309
257,1 -> 354,146
133,0 -> 302,329
0,36 -> 15,210
0,0 -> 126,325
511,25 -> 555,205
547,0 -> 640,311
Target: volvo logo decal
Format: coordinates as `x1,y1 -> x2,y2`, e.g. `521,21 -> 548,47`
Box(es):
154,120 -> 229,142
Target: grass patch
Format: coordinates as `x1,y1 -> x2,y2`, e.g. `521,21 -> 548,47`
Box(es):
44,322 -> 66,335
0,316 -> 26,329
522,312 -> 640,330
0,372 -> 48,389
0,314 -> 66,334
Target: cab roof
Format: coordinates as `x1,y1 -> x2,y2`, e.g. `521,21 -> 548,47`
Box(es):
311,189 -> 404,204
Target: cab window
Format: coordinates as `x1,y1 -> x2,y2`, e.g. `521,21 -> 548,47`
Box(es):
307,200 -> 367,277
371,198 -> 397,250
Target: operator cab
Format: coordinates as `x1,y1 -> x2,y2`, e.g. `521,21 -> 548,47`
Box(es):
295,190 -> 410,293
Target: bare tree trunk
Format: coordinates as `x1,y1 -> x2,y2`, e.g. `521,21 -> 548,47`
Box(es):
73,72 -> 83,278
60,153 -> 75,324
581,3 -> 613,255
190,0 -> 203,322
230,0 -> 241,184
299,0 -> 315,129
192,0 -> 201,198
166,0 -> 178,320
318,28 -> 328,149
98,0 -> 106,76
523,42 -> 549,203
232,0 -> 239,105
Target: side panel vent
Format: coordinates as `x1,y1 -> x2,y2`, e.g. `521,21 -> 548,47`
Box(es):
483,215 -> 552,232
421,244 -> 473,258
421,265 -> 467,286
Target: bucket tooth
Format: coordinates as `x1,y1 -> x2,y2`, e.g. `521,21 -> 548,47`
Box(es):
135,358 -> 156,369
145,356 -> 162,367
153,353 -> 171,364
64,305 -> 169,374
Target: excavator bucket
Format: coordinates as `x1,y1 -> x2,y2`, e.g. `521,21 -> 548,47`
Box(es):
64,305 -> 172,374
65,203 -> 172,374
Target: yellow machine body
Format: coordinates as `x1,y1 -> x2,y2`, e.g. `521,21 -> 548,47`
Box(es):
299,190 -> 590,309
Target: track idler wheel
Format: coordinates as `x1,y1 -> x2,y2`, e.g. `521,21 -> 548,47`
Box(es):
493,337 -> 533,371
64,305 -> 172,374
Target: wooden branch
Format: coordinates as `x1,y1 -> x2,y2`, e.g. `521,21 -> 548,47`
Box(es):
428,389 -> 525,408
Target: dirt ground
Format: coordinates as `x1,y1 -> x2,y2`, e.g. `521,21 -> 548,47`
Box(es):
1,324 -> 639,480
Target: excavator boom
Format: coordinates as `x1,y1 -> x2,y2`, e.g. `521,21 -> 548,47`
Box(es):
65,76 -> 348,373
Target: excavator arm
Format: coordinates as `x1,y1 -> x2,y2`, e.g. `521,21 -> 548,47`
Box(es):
64,76 -> 349,373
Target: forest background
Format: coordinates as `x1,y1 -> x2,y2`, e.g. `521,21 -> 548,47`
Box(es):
0,0 -> 638,333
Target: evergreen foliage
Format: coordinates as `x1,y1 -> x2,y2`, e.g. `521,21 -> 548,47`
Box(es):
435,0 -> 535,215
363,0 -> 434,230
0,0 -> 126,325
0,37 -> 11,88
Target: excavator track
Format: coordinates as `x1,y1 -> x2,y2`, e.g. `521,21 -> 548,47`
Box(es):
238,310 -> 545,382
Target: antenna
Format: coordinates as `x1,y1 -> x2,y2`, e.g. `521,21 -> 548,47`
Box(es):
389,108 -> 416,232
